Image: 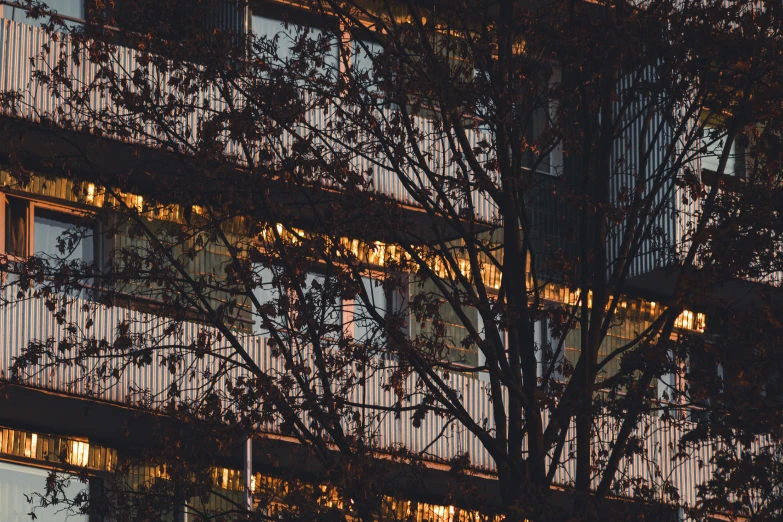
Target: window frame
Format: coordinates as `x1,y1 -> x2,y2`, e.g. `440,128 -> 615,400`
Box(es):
3,0 -> 85,30
699,111 -> 748,189
350,270 -> 399,343
0,192 -> 99,264
251,261 -> 352,341
248,2 -> 343,80
1,193 -> 31,259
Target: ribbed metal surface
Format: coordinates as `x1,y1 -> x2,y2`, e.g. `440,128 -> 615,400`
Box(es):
0,19 -> 499,224
674,125 -> 783,287
0,286 -> 769,510
0,11 -> 774,515
209,0 -> 246,36
608,67 -> 677,279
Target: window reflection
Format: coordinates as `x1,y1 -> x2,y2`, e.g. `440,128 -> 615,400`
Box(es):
33,208 -> 94,263
0,461 -> 87,522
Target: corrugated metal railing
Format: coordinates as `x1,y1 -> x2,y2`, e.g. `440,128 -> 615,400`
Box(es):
0,18 -> 500,224
0,286 -> 770,511
608,66 -> 678,279
674,130 -> 783,287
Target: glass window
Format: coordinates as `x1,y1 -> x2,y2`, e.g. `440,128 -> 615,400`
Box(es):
4,0 -> 84,28
45,0 -> 84,18
252,265 -> 281,336
352,39 -> 383,80
4,197 -> 28,257
657,369 -> 677,403
409,275 -> 480,366
525,105 -> 551,174
353,275 -> 387,341
352,39 -> 386,96
305,272 -> 342,336
34,208 -> 94,263
252,15 -> 294,62
252,268 -> 343,339
0,461 -> 88,522
250,14 -> 339,76
702,126 -> 738,176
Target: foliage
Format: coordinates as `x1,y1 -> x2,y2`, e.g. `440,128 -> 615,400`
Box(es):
2,0 -> 783,520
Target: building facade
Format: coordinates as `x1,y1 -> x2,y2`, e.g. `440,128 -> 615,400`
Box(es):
0,1 -> 777,521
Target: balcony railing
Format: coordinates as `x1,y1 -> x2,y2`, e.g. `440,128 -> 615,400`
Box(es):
0,11 -> 775,515
0,17 -> 500,224
3,6 -> 779,295
0,284 -> 771,511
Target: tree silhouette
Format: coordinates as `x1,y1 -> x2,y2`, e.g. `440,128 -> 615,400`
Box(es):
2,0 -> 783,520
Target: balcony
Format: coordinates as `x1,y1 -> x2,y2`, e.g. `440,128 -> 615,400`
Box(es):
0,16 -> 500,229
0,8 -> 775,518
0,283 -> 767,511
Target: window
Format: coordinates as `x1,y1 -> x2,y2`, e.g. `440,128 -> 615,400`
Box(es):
409,275 -> 480,366
700,111 -> 746,183
250,11 -> 339,78
352,39 -> 382,74
304,272 -> 343,337
251,266 -> 343,340
351,39 -> 383,92
252,265 -> 281,337
44,0 -> 83,18
87,0 -> 235,46
2,195 -> 95,264
657,365 -> 678,404
0,461 -> 88,522
4,0 -> 84,29
686,344 -> 719,422
353,275 -> 388,341
34,208 -> 94,263
702,127 -> 742,177
525,105 -> 551,175
520,69 -> 562,177
102,0 -> 188,34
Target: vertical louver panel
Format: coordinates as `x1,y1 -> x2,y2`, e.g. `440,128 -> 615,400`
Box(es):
608,66 -> 677,279
0,18 -> 499,223
0,284 -> 769,510
206,0 -> 246,36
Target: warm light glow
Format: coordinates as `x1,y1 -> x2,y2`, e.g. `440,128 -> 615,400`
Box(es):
26,433 -> 37,458
85,183 -> 96,203
70,440 -> 90,467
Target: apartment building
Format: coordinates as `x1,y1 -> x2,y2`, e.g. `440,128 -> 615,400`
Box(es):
0,0 -> 777,521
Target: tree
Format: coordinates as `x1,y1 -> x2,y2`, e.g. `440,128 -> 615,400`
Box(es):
2,0 -> 783,520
